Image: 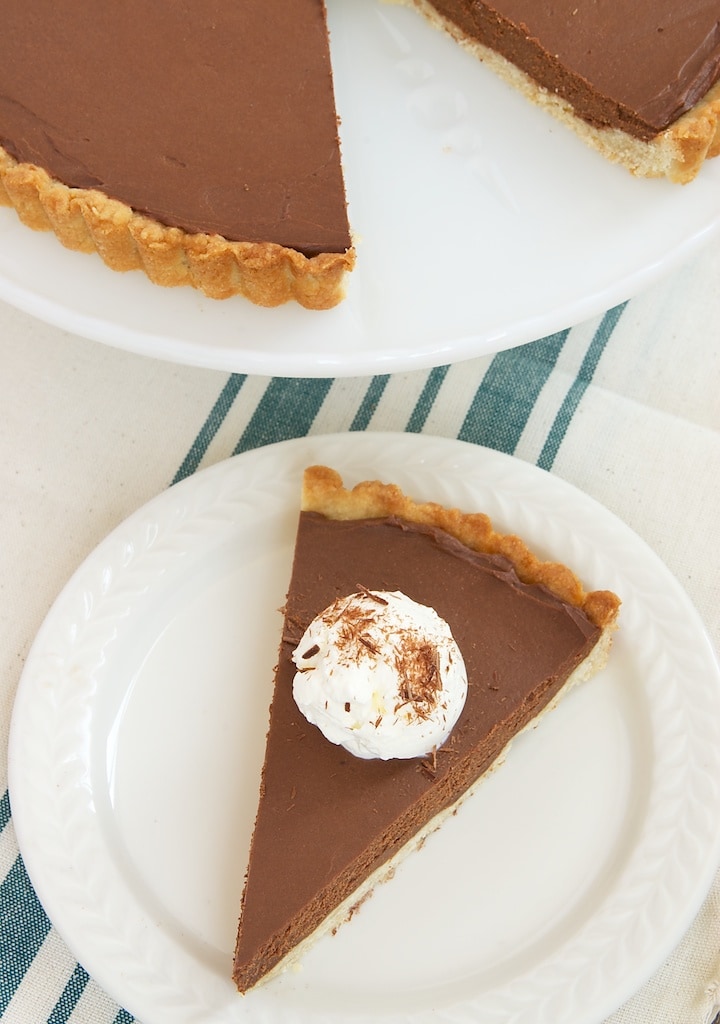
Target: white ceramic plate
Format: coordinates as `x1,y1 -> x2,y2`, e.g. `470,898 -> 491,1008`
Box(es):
1,3 -> 720,377
9,433 -> 720,1024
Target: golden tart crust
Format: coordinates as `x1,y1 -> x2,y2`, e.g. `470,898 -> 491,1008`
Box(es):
0,146 -> 355,310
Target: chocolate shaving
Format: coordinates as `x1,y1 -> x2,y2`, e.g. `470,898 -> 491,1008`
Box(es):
356,584 -> 388,604
395,639 -> 442,715
358,634 -> 379,654
418,748 -> 438,779
436,740 -> 456,758
282,612 -> 307,648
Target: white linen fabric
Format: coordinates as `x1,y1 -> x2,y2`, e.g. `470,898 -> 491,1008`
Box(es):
0,235 -> 718,1024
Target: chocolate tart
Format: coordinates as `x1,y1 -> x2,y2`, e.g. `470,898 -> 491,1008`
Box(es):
0,1 -> 354,310
401,0 -> 720,183
1,3 -> 719,311
232,466 -> 620,992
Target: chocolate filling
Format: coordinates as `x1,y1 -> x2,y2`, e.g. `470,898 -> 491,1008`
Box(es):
0,1 -> 351,257
233,512 -> 601,991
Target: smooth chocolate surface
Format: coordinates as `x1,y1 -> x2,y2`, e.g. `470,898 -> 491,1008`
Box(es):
0,1 -> 351,257
428,0 -> 720,139
233,512 -> 600,990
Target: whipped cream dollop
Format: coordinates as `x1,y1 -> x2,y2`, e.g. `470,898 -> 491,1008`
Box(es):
291,589 -> 467,760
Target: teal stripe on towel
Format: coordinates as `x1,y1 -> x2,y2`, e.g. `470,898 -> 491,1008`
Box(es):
0,789 -> 10,833
0,856 -> 52,1014
47,964 -> 89,1024
406,366 -> 450,433
538,303 -> 627,470
234,378 -> 333,453
112,1009 -> 135,1024
458,330 -> 569,453
350,376 -> 391,431
173,373 -> 246,483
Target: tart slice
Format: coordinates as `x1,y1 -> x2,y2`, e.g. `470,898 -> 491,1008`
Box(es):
0,0 -> 353,309
232,465 -> 620,992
